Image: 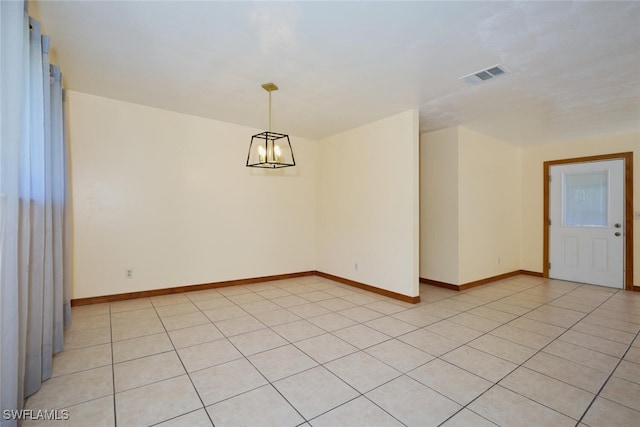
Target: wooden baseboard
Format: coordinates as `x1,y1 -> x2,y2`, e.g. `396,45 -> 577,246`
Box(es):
420,270 -> 543,291
520,270 -> 544,277
419,277 -> 459,290
71,271 -> 316,306
71,267 -> 634,306
315,271 -> 421,304
71,270 -> 421,306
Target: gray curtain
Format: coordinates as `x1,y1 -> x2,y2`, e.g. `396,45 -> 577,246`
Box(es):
0,3 -> 71,425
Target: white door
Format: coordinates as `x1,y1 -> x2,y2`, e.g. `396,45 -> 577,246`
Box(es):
549,159 -> 625,288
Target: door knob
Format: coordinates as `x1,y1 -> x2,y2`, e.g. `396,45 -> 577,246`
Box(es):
615,232 -> 621,236
615,223 -> 622,228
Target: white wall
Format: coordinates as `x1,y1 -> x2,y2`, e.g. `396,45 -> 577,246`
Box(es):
316,110 -> 420,298
420,127 -> 460,284
68,91 -> 317,299
521,132 -> 640,285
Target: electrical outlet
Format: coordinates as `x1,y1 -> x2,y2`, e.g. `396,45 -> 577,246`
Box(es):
126,269 -> 133,279
498,257 -> 501,265
354,262 -> 358,271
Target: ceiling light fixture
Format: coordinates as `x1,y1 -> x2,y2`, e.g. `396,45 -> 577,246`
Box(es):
246,83 -> 296,169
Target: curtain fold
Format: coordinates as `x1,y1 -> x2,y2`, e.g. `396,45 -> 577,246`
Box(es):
23,16 -> 47,399
1,2 -> 71,425
50,64 -> 70,354
0,3 -> 27,427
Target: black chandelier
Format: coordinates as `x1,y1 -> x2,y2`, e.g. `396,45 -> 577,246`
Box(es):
246,83 -> 296,169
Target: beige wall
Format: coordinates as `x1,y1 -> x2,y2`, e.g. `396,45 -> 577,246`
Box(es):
27,1 -> 59,65
458,127 -> 522,284
420,126 -> 522,285
316,110 -> 420,297
521,131 -> 640,286
422,126 -> 637,287
68,88 -> 638,299
420,127 -> 460,284
68,91 -> 317,299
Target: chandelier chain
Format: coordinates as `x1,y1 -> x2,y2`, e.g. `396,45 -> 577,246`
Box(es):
268,90 -> 272,133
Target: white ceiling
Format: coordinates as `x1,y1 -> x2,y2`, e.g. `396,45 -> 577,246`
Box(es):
33,1 -> 640,146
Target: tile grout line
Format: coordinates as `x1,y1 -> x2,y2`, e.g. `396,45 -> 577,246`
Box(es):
198,279 -> 408,425
436,281 -> 584,425
273,289 -> 415,425
221,278 -> 376,424
298,277 -> 558,424
407,278 -> 588,425
438,283 -> 627,425
182,281 -> 332,424
109,293 -> 230,425
156,279 -> 632,424
196,277 -> 618,425
198,314 -> 310,424
166,294 -> 233,427
47,280 -> 448,422
154,296 -> 220,426
441,280 -> 630,366
114,292 -> 230,425
61,277 -> 639,426
379,280 -> 575,422
230,281 -> 380,424
109,303 -> 117,427
575,325 -> 640,425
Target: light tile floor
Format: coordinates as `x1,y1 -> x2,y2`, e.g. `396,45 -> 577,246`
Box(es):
23,275 -> 640,426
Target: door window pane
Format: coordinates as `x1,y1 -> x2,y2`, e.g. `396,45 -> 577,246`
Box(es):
563,171 -> 608,226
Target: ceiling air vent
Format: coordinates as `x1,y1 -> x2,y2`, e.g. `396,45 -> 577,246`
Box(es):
459,64 -> 510,85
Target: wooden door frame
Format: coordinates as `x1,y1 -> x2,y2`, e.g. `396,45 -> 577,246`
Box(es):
543,152 -> 634,290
